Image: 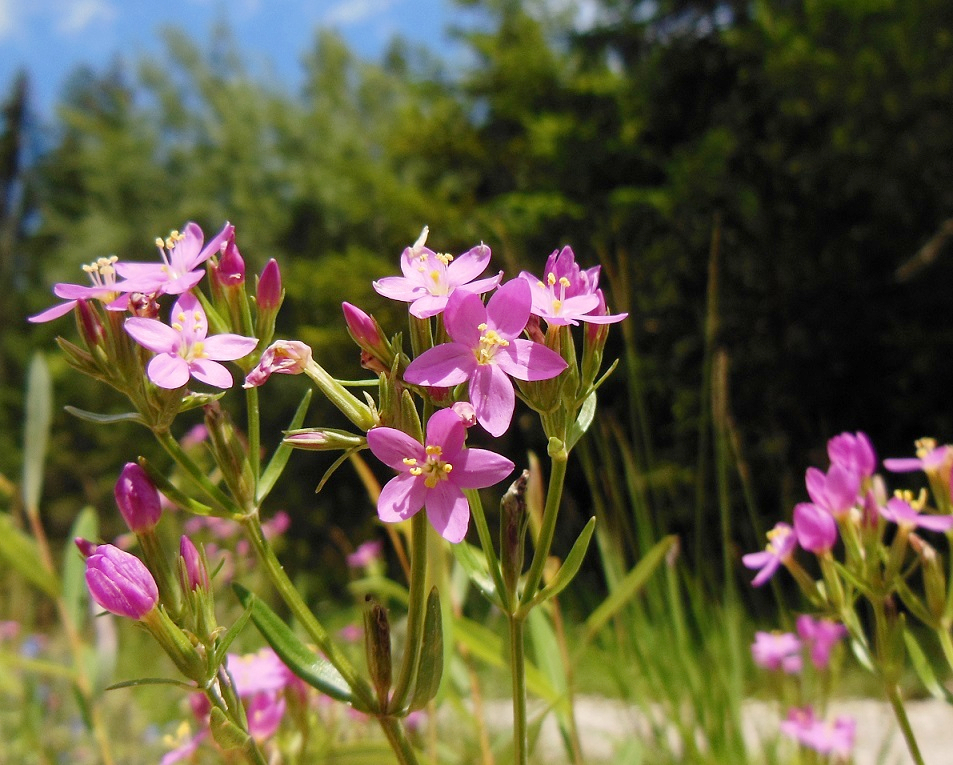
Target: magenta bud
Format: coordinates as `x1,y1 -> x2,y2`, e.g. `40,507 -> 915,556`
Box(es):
75,299 -> 105,348
179,536 -> 210,591
216,238 -> 246,287
256,258 -> 283,311
244,340 -> 312,388
342,302 -> 381,347
85,544 -> 159,620
451,401 -> 478,428
114,462 -> 162,533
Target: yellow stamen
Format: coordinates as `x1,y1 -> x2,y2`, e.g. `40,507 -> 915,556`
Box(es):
402,457 -> 418,466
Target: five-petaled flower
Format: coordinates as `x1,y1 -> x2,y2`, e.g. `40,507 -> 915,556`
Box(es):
366,408 -> 514,543
125,293 -> 258,389
520,246 -> 627,327
742,522 -> 797,586
403,279 -> 568,436
373,227 -> 502,319
879,496 -> 953,534
115,221 -> 234,296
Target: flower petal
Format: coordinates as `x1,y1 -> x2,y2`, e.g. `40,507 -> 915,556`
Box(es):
378,473 -> 426,523
28,300 -> 77,323
404,344 -> 474,387
425,482 -> 470,543
445,244 -> 491,285
443,290 -> 486,347
409,294 -> 450,319
203,334 -> 259,361
470,365 -> 514,437
451,448 -> 514,489
189,359 -> 234,388
147,354 -> 191,389
125,317 -> 180,354
424,408 -> 466,458
367,427 -> 425,471
486,279 -> 531,338
374,276 -> 425,303
496,339 -> 567,382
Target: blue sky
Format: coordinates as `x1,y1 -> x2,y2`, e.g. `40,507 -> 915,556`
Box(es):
0,0 -> 460,115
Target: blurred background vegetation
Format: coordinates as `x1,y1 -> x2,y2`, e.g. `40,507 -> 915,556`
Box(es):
3,0 -> 953,605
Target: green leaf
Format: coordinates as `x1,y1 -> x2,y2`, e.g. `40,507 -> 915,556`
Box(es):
315,447 -> 362,495
178,390 -> 226,413
580,535 -> 677,648
209,706 -> 250,751
63,406 -> 147,427
106,677 -> 197,691
232,584 -> 354,704
257,389 -> 312,504
903,628 -> 953,703
408,587 -> 443,711
137,458 -> 219,517
0,513 -> 58,598
22,353 -> 53,515
211,606 -> 254,667
526,517 -> 595,610
63,507 -> 98,629
451,541 -> 502,609
566,392 -> 597,451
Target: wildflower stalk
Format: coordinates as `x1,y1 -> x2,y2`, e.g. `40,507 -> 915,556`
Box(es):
154,429 -> 235,514
885,683 -> 925,765
518,438 -> 569,614
245,384 -> 261,482
389,510 -> 429,711
379,714 -> 422,765
507,614 -> 529,765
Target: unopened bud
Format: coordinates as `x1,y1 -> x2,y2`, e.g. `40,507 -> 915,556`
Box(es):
256,258 -> 283,312
179,536 -> 210,591
114,462 -> 163,533
283,427 -> 366,451
343,302 -> 397,374
911,533 -> 946,623
244,340 -> 312,388
363,596 -> 392,710
84,543 -> 159,620
75,299 -> 106,350
500,471 -> 529,604
216,238 -> 245,287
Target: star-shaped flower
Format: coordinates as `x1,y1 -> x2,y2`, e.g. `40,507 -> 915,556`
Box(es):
125,293 -> 257,389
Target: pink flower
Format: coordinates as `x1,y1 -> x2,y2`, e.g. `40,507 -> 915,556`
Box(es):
796,615 -> 847,670
366,408 -> 514,543
884,439 -> 953,476
373,228 -> 502,318
752,631 -> 802,674
114,462 -> 163,533
519,246 -> 627,326
83,543 -> 159,620
879,497 -> 953,533
403,280 -> 567,436
115,222 -> 234,295
243,340 -> 312,388
125,293 -> 257,389
780,706 -> 855,760
347,540 -> 383,568
827,431 -> 876,479
793,502 -> 838,554
28,255 -> 131,323
805,463 -> 859,519
742,522 -> 797,587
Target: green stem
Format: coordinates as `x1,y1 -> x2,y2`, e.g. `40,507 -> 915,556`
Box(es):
389,511 -> 429,711
885,683 -> 925,765
519,441 -> 569,613
246,384 -> 261,483
155,430 -> 234,514
378,715 -> 421,765
239,513 -> 376,711
937,628 -> 953,676
508,615 -> 528,765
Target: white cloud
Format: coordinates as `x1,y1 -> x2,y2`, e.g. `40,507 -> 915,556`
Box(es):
323,0 -> 395,27
56,0 -> 117,36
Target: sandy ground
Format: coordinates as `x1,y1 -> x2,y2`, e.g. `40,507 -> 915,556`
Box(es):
484,696 -> 953,763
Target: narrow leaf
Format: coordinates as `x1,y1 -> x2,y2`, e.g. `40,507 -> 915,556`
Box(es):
22,353 -> 53,515
408,588 -> 443,711
64,406 -> 147,427
211,606 -> 254,667
527,517 -> 596,610
63,507 -> 98,629
106,677 -> 197,691
581,534 -> 677,647
315,447 -> 361,495
0,513 -> 59,597
257,389 -> 312,504
451,541 -> 502,609
232,584 -> 353,704
137,457 -> 220,517
902,628 -> 953,703
566,392 -> 597,451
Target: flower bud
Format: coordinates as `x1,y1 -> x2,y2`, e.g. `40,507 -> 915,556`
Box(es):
283,427 -> 366,451
114,462 -> 163,533
793,502 -> 838,554
84,543 -> 159,620
179,536 -> 210,591
500,471 -> 529,604
216,239 -> 246,287
75,299 -> 106,351
363,596 -> 392,710
256,259 -> 283,312
342,302 -> 396,373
